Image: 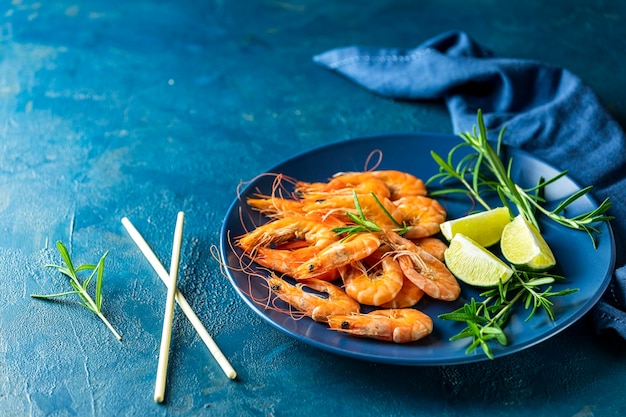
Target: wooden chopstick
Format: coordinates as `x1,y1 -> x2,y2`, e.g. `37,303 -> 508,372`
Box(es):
154,211 -> 185,403
121,217 -> 237,381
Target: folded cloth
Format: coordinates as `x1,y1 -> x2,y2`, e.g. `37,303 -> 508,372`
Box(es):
313,31 -> 626,341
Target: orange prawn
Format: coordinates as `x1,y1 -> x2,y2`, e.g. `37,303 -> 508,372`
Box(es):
296,174 -> 390,201
234,168 -> 458,344
236,216 -> 337,253
369,170 -> 427,200
413,237 -> 448,261
379,277 -> 425,309
302,193 -> 403,230
394,196 -> 446,239
339,255 -> 404,306
294,232 -> 381,279
303,170 -> 427,201
253,246 -> 340,281
384,231 -> 460,301
246,196 -> 305,218
327,308 -> 433,343
267,275 -> 360,323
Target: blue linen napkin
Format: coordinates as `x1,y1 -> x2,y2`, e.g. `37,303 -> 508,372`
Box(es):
313,31 -> 626,341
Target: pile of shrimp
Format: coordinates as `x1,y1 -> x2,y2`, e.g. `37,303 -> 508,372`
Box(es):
235,169 -> 460,344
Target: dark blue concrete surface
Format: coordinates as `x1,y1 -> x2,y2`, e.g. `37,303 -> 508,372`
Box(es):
1,1 -> 626,416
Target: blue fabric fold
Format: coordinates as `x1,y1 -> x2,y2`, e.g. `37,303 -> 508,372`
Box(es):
313,31 -> 626,341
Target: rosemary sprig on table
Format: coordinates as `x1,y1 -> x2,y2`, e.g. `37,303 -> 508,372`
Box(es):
427,109 -> 613,248
439,269 -> 578,359
31,241 -> 122,341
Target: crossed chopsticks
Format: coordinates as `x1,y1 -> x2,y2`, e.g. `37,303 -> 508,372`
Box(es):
121,212 -> 236,403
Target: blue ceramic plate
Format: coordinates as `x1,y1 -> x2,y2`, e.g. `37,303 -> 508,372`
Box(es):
219,133 -> 615,365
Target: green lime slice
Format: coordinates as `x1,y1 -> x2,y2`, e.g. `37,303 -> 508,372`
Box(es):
444,233 -> 514,287
500,215 -> 556,271
440,207 -> 511,247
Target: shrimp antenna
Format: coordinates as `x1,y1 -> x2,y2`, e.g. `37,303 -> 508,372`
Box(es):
364,149 -> 383,172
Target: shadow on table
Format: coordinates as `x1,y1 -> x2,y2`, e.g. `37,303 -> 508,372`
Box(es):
314,315 -> 626,416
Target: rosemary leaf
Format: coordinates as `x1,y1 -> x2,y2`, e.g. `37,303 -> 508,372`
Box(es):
331,191 -> 411,237
32,241 -> 121,341
439,268 -> 578,358
428,109 -> 614,248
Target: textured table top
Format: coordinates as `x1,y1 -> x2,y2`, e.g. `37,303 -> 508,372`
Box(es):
1,1 -> 625,416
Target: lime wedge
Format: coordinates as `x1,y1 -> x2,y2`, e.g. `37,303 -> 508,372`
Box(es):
444,233 -> 514,287
500,215 -> 556,271
440,207 -> 511,247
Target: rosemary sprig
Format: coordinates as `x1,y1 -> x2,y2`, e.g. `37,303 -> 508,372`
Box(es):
428,109 -> 611,359
427,109 -> 613,247
439,269 -> 578,359
32,241 -> 122,341
331,191 -> 411,236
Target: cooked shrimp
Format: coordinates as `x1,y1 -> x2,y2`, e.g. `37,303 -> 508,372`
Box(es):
235,169 -> 459,344
296,174 -> 390,201
267,275 -> 360,323
243,174 -> 302,218
340,256 -> 404,306
304,170 -> 427,201
294,232 -> 381,279
413,237 -> 448,261
253,247 -> 340,281
385,231 -> 460,301
369,170 -> 427,200
368,196 -> 405,229
379,277 -> 425,308
237,216 -> 337,253
246,196 -> 305,218
394,196 -> 446,239
302,193 -> 403,230
327,308 -> 433,343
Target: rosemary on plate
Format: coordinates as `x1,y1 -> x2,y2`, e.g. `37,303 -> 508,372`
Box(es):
427,109 -> 613,248
427,109 -> 612,359
331,191 -> 411,237
32,241 -> 122,341
439,269 -> 578,359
